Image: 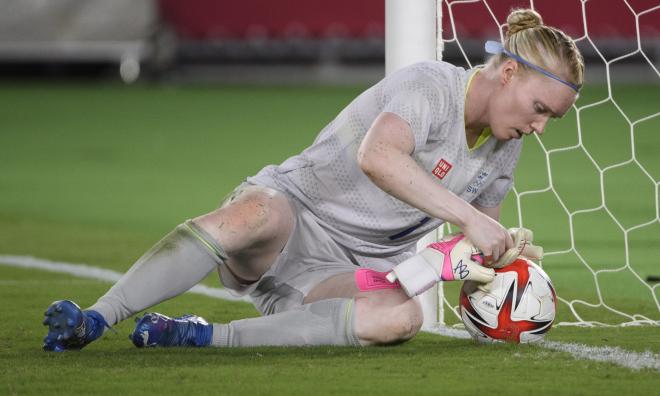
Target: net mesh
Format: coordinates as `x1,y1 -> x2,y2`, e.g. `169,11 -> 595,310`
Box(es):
435,0 -> 660,327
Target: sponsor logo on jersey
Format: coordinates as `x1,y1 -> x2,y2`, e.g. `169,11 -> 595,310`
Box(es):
466,171 -> 490,194
432,159 -> 453,179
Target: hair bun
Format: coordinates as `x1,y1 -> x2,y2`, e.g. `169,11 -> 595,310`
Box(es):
507,9 -> 543,36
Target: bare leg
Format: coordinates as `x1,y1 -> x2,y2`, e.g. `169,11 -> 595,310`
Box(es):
210,272 -> 423,347
304,272 -> 424,345
193,185 -> 294,283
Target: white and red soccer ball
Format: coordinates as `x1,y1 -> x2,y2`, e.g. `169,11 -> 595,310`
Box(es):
460,258 -> 557,343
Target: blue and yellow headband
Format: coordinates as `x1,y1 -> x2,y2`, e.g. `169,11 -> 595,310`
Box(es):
485,40 -> 579,92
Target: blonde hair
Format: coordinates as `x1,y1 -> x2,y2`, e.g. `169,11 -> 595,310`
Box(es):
491,9 -> 584,90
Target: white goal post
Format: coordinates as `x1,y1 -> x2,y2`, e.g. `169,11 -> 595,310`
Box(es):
385,0 -> 441,75
385,0 -> 446,331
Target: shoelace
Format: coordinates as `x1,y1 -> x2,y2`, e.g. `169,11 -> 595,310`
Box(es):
84,310 -> 116,342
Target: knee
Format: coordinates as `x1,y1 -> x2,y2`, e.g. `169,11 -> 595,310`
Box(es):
355,293 -> 424,346
384,299 -> 424,343
193,186 -> 294,254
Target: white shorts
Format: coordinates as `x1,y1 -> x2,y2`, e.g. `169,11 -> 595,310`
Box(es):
216,183 -> 415,316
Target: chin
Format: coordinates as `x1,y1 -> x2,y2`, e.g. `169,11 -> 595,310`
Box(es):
490,129 -> 510,141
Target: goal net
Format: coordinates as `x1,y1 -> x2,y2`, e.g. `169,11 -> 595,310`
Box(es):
387,0 -> 660,328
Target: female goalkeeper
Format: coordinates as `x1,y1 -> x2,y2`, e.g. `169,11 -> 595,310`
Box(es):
43,9 -> 584,351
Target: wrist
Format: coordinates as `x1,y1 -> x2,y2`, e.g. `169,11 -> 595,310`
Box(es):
454,201 -> 479,230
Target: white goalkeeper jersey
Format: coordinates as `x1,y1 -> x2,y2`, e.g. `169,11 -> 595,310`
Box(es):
249,60 -> 522,258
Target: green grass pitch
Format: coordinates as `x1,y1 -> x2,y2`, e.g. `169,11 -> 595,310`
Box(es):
0,82 -> 658,394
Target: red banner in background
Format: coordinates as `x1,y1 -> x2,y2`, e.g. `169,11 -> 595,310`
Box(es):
158,0 -> 384,39
159,0 -> 659,41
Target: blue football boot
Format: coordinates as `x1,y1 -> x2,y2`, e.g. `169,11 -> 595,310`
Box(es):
130,312 -> 213,348
42,300 -> 111,352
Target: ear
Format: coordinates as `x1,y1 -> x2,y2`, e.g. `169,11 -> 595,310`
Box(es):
500,59 -> 518,86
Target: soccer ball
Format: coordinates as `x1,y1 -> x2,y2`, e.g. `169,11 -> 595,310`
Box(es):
459,258 -> 556,343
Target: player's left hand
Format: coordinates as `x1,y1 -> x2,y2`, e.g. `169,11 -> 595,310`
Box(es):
386,233 -> 495,297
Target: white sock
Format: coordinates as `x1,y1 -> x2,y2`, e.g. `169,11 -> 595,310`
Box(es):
211,298 -> 361,347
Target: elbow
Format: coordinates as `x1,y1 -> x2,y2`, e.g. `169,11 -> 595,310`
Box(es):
357,147 -> 378,179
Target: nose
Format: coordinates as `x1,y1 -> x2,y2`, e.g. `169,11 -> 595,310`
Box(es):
531,115 -> 550,135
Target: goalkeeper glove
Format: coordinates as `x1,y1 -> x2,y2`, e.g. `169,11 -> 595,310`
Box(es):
488,227 -> 543,268
386,233 -> 495,297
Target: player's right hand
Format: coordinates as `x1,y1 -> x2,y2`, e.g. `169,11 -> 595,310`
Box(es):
489,227 -> 544,268
462,210 -> 514,266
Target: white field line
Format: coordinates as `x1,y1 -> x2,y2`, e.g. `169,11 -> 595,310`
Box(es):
426,326 -> 660,371
0,255 -> 250,303
0,254 -> 658,370
541,341 -> 660,371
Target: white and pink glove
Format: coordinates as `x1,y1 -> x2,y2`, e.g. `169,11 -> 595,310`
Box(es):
386,228 -> 542,298
386,233 -> 494,297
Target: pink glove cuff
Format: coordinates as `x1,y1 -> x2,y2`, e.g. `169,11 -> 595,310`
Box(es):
355,268 -> 401,291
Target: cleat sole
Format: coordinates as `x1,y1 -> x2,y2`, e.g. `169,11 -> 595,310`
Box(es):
42,300 -> 87,351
